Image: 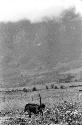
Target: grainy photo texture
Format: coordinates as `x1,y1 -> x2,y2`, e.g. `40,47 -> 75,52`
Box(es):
0,0 -> 82,124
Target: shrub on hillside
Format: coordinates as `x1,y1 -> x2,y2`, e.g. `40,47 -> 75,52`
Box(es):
23,88 -> 28,92
54,86 -> 58,89
32,87 -> 37,91
51,84 -> 54,89
60,85 -> 65,89
46,85 -> 49,89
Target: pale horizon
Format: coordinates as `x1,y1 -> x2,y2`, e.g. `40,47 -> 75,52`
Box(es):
0,0 -> 82,23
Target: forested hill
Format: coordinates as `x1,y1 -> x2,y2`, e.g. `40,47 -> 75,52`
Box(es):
0,9 -> 82,87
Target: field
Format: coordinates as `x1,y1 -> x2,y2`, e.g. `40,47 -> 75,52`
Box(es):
1,9 -> 82,125
0,82 -> 82,125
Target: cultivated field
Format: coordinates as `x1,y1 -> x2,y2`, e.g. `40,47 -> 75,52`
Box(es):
0,83 -> 82,125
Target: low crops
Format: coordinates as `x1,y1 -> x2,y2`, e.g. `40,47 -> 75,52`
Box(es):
1,101 -> 82,125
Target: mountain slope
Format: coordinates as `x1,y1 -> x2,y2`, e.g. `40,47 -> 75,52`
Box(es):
0,9 -> 82,87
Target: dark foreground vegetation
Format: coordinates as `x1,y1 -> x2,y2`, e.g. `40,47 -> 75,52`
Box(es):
1,100 -> 82,125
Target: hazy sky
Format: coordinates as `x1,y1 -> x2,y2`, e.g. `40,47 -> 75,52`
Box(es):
0,0 -> 82,22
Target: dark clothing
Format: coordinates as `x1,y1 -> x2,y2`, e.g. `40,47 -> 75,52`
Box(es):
24,103 -> 45,117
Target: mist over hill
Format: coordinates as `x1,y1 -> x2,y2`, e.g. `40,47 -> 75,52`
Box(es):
0,9 -> 82,87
